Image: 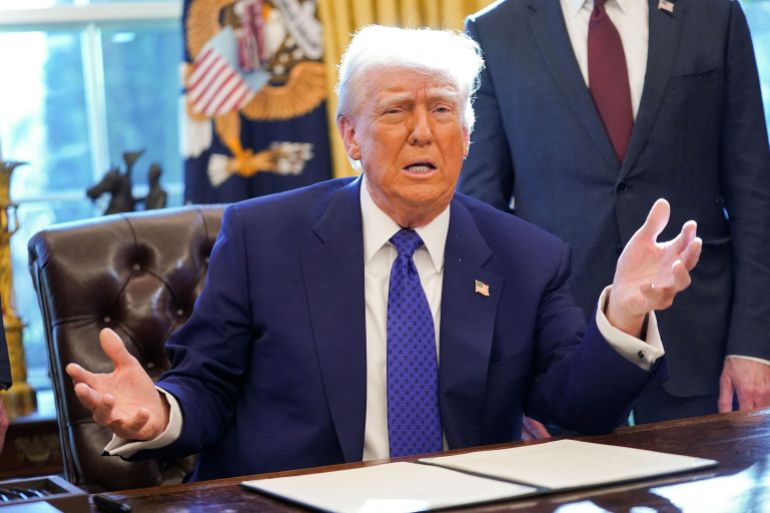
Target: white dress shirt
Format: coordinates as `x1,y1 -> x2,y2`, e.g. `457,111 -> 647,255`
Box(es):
106,176 -> 666,458
359,175 -> 449,459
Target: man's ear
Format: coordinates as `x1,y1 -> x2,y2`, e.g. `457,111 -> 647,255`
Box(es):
462,126 -> 471,158
337,115 -> 361,160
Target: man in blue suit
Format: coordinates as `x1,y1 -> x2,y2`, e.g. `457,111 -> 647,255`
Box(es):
66,25 -> 701,481
460,0 -> 770,427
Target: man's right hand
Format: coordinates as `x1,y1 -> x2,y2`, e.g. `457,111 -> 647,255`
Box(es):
65,328 -> 169,441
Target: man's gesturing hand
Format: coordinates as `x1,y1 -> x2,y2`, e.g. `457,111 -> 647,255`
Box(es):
607,199 -> 702,337
66,328 -> 169,441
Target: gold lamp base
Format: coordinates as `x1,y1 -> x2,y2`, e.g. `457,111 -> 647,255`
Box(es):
1,314 -> 35,418
0,161 -> 36,419
1,384 -> 36,418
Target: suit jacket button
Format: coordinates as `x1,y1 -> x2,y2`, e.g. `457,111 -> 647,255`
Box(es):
617,182 -> 629,193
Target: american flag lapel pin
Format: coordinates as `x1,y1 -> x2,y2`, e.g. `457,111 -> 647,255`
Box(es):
658,0 -> 675,15
474,279 -> 490,297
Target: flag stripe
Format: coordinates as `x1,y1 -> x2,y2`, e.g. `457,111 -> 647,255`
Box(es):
189,57 -> 229,105
218,83 -> 252,114
188,47 -> 217,90
192,59 -> 233,109
205,73 -> 244,116
199,66 -> 238,112
232,85 -> 253,109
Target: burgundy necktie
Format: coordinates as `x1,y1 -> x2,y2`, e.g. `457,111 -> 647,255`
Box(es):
587,0 -> 633,164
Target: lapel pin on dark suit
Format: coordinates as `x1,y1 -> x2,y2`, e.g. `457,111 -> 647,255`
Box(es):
658,0 -> 675,15
474,280 -> 490,297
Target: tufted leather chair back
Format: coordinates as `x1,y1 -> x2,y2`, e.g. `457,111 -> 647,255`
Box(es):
27,206 -> 224,492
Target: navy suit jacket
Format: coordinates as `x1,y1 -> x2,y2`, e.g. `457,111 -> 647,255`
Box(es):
460,0 -> 770,398
140,178 -> 661,481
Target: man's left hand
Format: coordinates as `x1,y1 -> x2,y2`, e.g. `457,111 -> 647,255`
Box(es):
718,357 -> 770,412
606,199 -> 702,337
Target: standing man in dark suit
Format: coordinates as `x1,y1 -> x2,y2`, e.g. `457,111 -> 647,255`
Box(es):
460,0 -> 770,426
64,25 -> 701,481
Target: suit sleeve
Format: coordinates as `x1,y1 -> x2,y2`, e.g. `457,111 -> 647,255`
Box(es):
459,16 -> 516,213
721,1 -> 770,359
523,244 -> 666,434
144,204 -> 257,458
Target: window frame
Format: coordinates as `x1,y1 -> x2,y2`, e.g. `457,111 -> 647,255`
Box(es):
0,1 -> 184,391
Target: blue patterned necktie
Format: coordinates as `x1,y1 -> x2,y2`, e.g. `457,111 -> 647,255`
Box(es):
387,228 -> 442,457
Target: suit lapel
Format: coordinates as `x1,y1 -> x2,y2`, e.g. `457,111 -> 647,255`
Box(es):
619,0 -> 686,180
527,0 -> 618,170
439,199 -> 502,449
300,178 -> 367,463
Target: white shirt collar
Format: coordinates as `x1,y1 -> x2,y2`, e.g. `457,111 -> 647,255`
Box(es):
563,0 -> 585,17
563,0 -> 627,17
613,0 -> 628,14
360,175 -> 449,273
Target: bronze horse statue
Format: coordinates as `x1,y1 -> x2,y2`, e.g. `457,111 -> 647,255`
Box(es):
86,150 -> 144,215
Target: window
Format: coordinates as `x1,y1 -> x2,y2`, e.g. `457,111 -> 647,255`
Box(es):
0,1 -> 182,391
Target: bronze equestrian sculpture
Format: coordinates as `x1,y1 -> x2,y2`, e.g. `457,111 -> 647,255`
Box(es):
87,150 -> 167,214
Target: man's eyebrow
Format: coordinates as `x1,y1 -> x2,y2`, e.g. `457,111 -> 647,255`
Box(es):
376,92 -> 414,109
376,88 -> 460,108
427,88 -> 461,103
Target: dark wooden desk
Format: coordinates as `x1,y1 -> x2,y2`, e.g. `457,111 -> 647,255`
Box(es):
97,409 -> 770,513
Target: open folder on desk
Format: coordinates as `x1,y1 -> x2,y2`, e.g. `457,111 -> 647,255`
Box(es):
241,440 -> 717,513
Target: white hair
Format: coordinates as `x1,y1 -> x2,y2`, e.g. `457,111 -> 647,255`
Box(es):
336,25 -> 484,132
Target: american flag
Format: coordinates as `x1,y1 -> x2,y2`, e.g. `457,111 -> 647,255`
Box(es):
187,26 -> 269,117
657,0 -> 675,14
474,279 -> 490,297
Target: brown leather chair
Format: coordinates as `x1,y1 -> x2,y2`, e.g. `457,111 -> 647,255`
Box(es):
28,205 -> 224,492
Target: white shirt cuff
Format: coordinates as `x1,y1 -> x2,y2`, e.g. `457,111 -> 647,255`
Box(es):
103,387 -> 183,458
726,354 -> 770,367
595,285 -> 665,371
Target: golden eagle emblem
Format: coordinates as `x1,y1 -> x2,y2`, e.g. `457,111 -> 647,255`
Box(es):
182,0 -> 326,183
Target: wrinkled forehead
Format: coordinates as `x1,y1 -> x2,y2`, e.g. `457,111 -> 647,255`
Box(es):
360,65 -> 462,103
365,64 -> 459,89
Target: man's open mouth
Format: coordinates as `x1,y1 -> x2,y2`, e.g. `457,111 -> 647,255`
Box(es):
404,162 -> 437,173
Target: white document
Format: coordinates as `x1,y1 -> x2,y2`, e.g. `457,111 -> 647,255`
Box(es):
241,461 -> 537,513
419,439 -> 717,490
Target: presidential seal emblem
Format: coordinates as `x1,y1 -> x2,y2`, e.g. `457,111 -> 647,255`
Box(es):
182,0 -> 325,186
